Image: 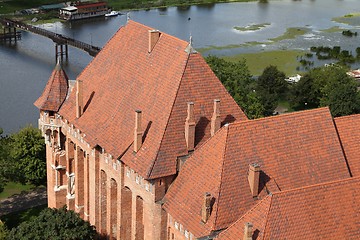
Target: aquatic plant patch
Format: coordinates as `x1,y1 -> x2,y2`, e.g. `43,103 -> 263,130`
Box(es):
269,27 -> 309,42
332,12 -> 360,26
234,23 -> 271,31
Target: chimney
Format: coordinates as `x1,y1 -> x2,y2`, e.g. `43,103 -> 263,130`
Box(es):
248,163 -> 261,197
148,30 -> 160,53
210,99 -> 221,136
185,102 -> 195,151
201,192 -> 212,223
134,110 -> 143,152
76,80 -> 83,118
243,222 -> 253,240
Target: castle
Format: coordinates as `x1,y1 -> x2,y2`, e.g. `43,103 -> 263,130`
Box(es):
35,20 -> 360,239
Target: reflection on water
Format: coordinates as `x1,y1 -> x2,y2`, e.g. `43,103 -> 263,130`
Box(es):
0,0 -> 359,134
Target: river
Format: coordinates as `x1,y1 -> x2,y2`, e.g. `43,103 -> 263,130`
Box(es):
0,0 -> 359,134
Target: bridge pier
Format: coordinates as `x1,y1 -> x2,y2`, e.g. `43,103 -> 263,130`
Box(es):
0,26 -> 21,43
55,43 -> 68,61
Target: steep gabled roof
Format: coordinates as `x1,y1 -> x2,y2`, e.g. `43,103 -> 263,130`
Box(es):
59,20 -> 246,179
218,177 -> 360,240
34,61 -> 69,112
164,126 -> 229,236
164,107 -> 351,238
334,114 -> 360,176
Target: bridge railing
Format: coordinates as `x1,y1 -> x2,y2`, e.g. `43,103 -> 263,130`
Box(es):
0,18 -> 101,56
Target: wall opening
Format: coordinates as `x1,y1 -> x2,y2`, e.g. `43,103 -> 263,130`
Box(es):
100,170 -> 107,234
110,178 -> 118,240
120,186 -> 132,240
135,196 -> 144,240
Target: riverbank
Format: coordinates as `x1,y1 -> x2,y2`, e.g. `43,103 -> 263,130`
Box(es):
108,0 -> 257,11
0,0 -> 256,15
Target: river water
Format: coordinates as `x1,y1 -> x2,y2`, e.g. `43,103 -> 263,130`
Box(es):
0,0 -> 359,134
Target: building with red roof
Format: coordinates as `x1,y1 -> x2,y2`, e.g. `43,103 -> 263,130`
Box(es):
163,107 -> 353,239
35,20 -> 246,239
217,177 -> 360,240
34,60 -> 69,112
35,19 -> 360,240
334,114 -> 360,177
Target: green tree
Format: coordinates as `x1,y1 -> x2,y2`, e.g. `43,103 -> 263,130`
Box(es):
319,67 -> 360,116
10,126 -> 46,186
206,55 -> 264,119
8,207 -> 96,240
289,74 -> 320,110
0,220 -> 9,240
0,128 -> 13,193
241,91 -> 265,119
257,65 -> 288,116
289,65 -> 360,117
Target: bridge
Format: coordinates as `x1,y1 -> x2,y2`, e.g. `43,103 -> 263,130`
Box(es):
0,18 -> 102,58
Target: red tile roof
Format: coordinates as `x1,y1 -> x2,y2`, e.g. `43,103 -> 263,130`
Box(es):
59,20 -> 246,179
164,107 -> 351,238
335,114 -> 360,176
34,61 -> 69,112
217,177 -> 360,240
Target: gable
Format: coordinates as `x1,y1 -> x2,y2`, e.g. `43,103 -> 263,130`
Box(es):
59,21 -> 246,179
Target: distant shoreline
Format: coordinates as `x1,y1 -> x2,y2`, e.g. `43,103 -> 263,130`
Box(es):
0,0 -> 258,15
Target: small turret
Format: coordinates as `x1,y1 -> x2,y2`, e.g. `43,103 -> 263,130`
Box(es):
34,59 -> 69,112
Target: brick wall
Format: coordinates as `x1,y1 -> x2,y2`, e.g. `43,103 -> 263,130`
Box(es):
167,214 -> 195,240
43,119 -> 176,240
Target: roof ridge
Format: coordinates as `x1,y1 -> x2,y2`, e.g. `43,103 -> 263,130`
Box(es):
147,53 -> 191,179
213,124 -> 231,230
128,20 -> 189,46
230,107 -> 330,127
261,195 -> 273,240
333,117 -> 353,177
334,112 -> 360,121
271,176 -> 359,196
43,70 -> 58,106
217,195 -> 273,239
190,122 -> 230,157
56,70 -> 69,111
35,63 -> 69,111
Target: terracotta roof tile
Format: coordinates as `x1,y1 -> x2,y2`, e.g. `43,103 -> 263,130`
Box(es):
335,114 -> 360,176
34,62 -> 69,112
164,107 -> 351,238
218,177 -> 360,240
58,20 -> 246,179
164,126 -> 229,236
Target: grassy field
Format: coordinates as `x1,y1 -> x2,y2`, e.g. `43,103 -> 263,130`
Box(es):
0,205 -> 47,229
0,182 -> 35,200
223,50 -> 305,76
